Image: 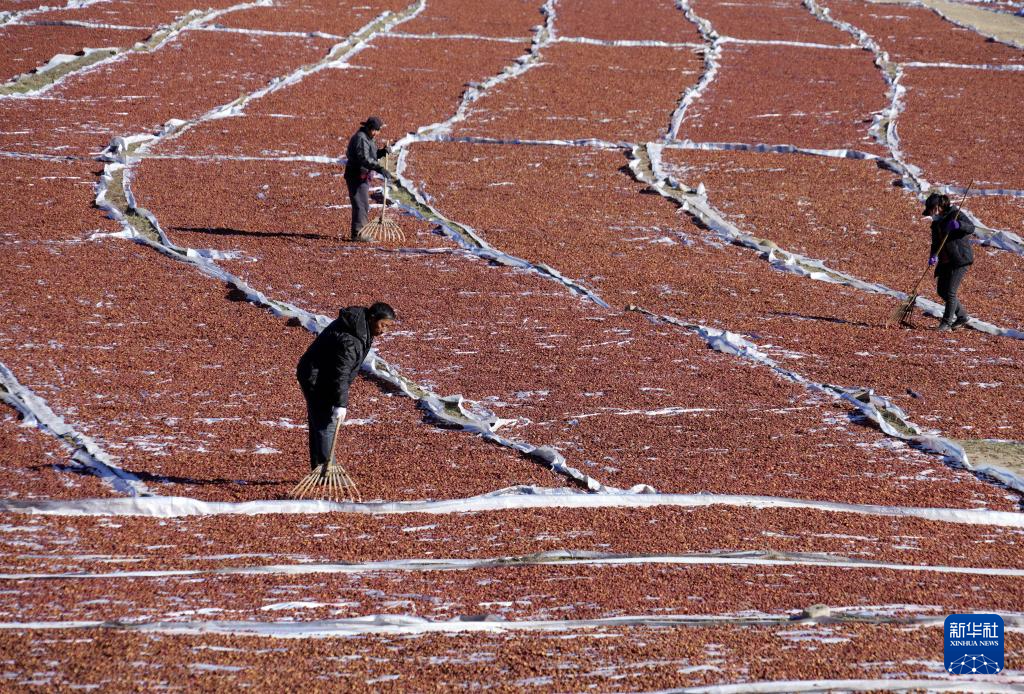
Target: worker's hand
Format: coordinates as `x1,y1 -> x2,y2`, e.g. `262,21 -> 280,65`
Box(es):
928,255 -> 938,267
946,218 -> 961,231
332,406 -> 347,423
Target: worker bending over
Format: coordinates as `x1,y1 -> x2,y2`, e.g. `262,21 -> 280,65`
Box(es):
296,302 -> 397,471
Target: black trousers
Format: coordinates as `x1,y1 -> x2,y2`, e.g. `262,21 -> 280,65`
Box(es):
303,395 -> 343,471
936,264 -> 970,325
347,178 -> 370,240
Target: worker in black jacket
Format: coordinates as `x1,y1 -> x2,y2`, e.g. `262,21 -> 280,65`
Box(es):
296,302 -> 397,471
924,192 -> 975,332
344,116 -> 391,241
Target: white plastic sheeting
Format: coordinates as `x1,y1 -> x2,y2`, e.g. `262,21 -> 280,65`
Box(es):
0,150 -> 83,163
7,548 -> 1024,581
0,0 -> 108,29
136,153 -> 342,164
0,364 -> 151,497
666,139 -> 885,163
942,184 -> 1024,199
2,611 -> 1021,639
387,31 -> 529,43
718,37 -> 860,50
189,25 -> 347,41
27,48 -> 112,78
904,61 -> 1024,72
424,135 -> 628,149
665,679 -> 1024,694
3,485 -> 1023,527
555,36 -> 704,49
669,0 -> 721,140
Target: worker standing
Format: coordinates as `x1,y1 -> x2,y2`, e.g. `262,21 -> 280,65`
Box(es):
344,116 -> 391,241
924,192 -> 975,332
295,302 -> 397,472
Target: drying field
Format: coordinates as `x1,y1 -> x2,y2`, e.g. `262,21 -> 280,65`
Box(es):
2,0 -> 1024,690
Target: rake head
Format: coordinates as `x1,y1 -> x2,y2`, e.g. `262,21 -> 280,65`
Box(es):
889,293 -> 918,329
290,463 -> 361,503
358,217 -> 404,243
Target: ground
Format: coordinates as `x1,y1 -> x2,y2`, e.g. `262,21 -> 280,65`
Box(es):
1,0 -> 1024,691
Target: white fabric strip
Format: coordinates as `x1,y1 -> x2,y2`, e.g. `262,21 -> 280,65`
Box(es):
1,611 -> 1022,639
0,363 -> 151,497
2,486 -> 1023,527
5,549 -> 1024,580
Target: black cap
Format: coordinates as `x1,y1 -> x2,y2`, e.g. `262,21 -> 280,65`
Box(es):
361,116 -> 384,130
922,192 -> 949,216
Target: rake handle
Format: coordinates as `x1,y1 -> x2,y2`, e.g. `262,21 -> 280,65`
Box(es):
907,246 -> 938,297
899,226 -> 949,318
911,183 -> 974,291
379,149 -> 391,221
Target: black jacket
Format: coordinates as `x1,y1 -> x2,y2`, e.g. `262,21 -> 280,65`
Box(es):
296,307 -> 374,407
930,206 -> 975,270
344,128 -> 388,184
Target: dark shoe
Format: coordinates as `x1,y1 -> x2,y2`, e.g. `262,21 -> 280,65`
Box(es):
937,322 -> 953,332
951,316 -> 970,331
350,235 -> 369,243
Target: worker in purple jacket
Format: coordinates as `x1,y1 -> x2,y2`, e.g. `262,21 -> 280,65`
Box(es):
924,192 -> 975,332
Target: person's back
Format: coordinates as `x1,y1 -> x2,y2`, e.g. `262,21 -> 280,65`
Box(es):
297,307 -> 371,405
345,129 -> 376,183
931,204 -> 974,268
295,302 -> 396,472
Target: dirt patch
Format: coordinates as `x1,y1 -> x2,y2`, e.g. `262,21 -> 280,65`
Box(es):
922,0 -> 1024,49
867,0 -> 1024,48
961,439 -> 1024,480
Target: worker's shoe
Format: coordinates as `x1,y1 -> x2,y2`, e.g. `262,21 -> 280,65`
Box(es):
951,316 -> 971,331
936,322 -> 953,332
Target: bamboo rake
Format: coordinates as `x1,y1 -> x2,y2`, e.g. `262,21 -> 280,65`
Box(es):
290,416 -> 361,502
357,150 -> 404,244
290,462 -> 362,503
